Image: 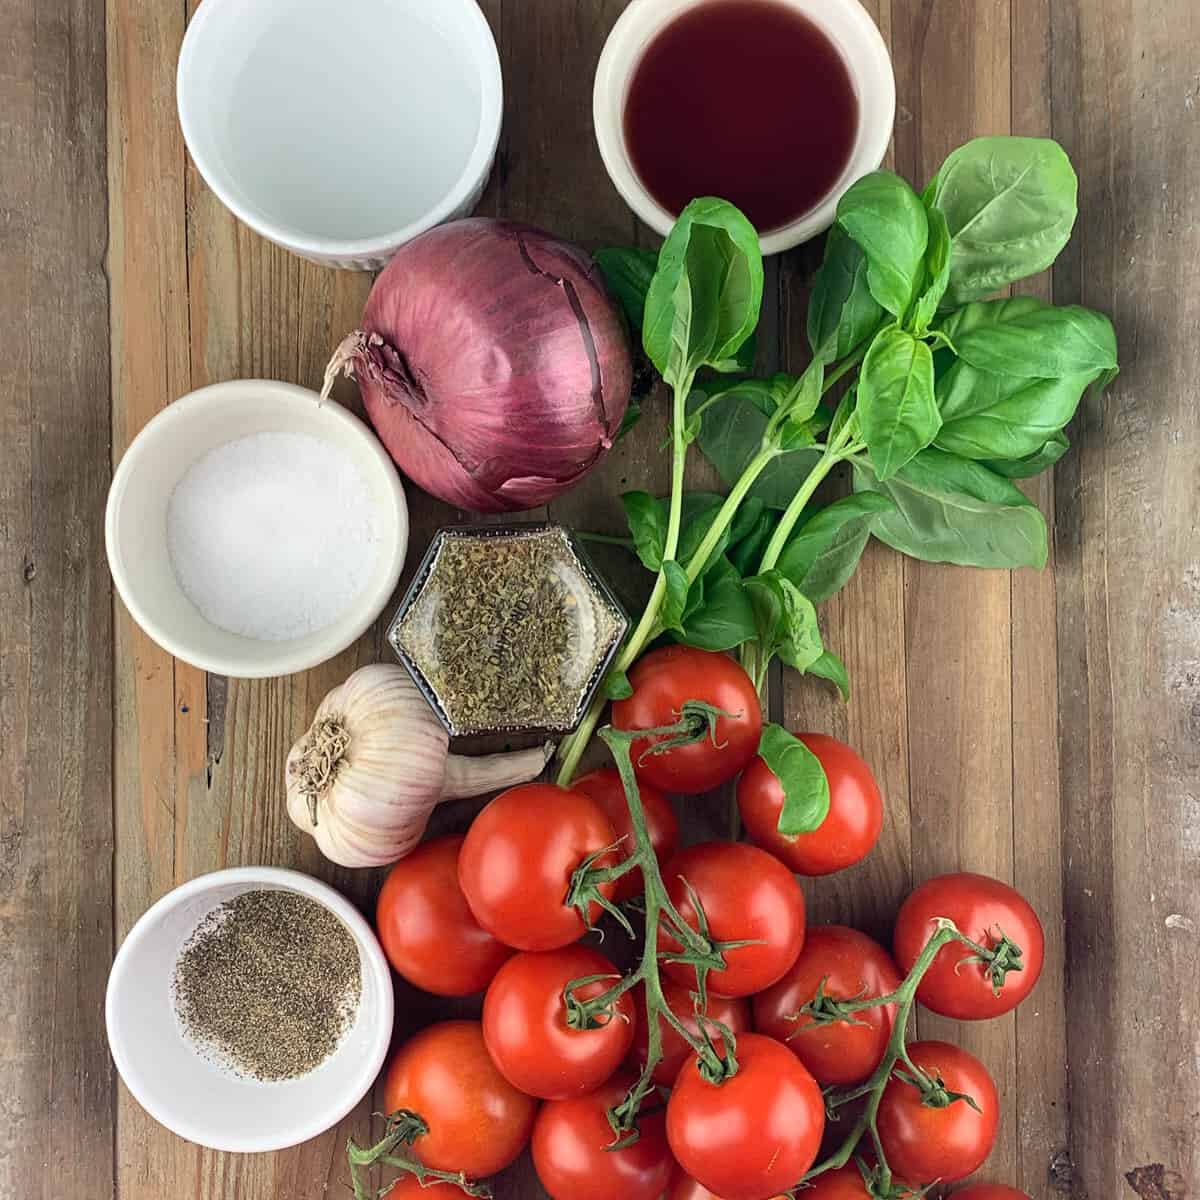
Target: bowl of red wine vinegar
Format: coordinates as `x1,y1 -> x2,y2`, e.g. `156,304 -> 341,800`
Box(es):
594,0 -> 895,254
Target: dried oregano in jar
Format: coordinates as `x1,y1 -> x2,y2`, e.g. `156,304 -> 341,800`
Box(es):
390,525 -> 626,736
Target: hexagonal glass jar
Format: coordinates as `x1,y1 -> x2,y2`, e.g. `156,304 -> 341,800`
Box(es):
387,524 -> 628,737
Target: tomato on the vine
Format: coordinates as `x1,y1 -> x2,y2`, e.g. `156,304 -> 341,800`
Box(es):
571,767 -> 680,901
482,945 -> 635,1100
794,1164 -> 886,1199
952,1188 -> 1032,1200
893,872 -> 1045,1019
612,646 -> 763,793
667,1166 -> 788,1200
753,925 -> 901,1085
458,782 -> 618,951
382,1181 -> 474,1199
381,1020 -> 536,1179
376,835 -> 513,996
532,1073 -> 674,1200
660,842 -> 805,998
875,1039 -> 999,1184
631,975 -> 751,1086
667,1033 -> 824,1200
738,733 -> 883,876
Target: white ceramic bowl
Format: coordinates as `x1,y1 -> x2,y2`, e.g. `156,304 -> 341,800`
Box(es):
177,0 -> 503,270
106,380 -> 408,678
593,0 -> 895,255
106,867 -> 394,1153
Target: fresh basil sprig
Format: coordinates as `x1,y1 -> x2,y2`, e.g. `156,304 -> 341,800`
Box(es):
562,136 -> 1118,833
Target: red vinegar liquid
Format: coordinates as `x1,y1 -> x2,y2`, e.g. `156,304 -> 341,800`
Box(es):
623,0 -> 860,233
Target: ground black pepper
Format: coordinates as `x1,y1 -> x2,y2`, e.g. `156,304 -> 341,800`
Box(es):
172,888 -> 361,1081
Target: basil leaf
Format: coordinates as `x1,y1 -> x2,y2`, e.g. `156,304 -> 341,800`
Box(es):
594,247 -> 659,333
983,430 -> 1070,478
743,571 -> 824,672
857,327 -> 940,480
621,491 -> 667,571
661,560 -> 691,632
729,496 -> 767,544
807,650 -> 850,702
911,205 -> 952,335
728,509 -> 776,576
777,493 -> 896,603
853,448 -> 1049,569
926,136 -> 1078,306
939,298 -> 1118,379
693,385 -> 822,510
603,668 -> 634,701
677,493 -> 730,577
837,171 -> 930,318
758,724 -> 831,835
935,360 -> 1092,460
807,226 -> 886,363
678,557 -> 757,652
643,198 -> 764,384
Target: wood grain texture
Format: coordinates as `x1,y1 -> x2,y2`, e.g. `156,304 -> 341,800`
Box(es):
0,0 -> 115,1196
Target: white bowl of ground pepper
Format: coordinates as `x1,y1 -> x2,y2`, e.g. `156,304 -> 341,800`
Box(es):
106,379 -> 408,678
106,867 -> 393,1153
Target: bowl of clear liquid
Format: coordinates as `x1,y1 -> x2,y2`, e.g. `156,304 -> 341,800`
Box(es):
177,0 -> 502,270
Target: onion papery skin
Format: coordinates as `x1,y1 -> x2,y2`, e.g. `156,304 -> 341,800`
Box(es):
353,219 -> 632,513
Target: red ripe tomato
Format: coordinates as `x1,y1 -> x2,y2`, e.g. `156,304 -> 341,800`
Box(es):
893,872 -> 1045,1019
631,975 -> 751,1086
382,1180 -> 473,1199
458,783 -> 618,951
668,1033 -> 824,1200
482,945 -> 635,1100
737,734 -> 882,876
376,835 -> 513,996
381,1020 -> 536,1179
952,1188 -> 1032,1200
795,1164 -> 875,1199
876,1040 -> 999,1184
571,767 -> 680,901
612,646 -> 763,793
753,925 -> 901,1085
532,1073 -> 674,1200
660,842 -> 805,998
666,1166 -> 790,1200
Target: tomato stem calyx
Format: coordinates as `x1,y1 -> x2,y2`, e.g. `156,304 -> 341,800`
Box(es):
346,1110 -> 491,1199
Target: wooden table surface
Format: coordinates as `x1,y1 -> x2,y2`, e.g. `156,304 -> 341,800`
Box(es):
3,1 -> 1198,1198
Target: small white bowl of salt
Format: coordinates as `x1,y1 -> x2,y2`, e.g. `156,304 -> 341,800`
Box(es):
106,380 -> 407,677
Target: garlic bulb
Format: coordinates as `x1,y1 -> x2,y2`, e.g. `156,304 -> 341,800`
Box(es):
286,664 -> 552,868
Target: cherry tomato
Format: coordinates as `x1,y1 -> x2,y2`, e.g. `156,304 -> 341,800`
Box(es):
952,1188 -> 1032,1200
482,945 -> 635,1100
667,1166 -> 789,1200
631,975 -> 751,1086
737,734 -> 883,876
793,1164 -> 876,1199
458,783 -> 618,951
612,646 -> 763,793
571,768 -> 680,901
668,1033 -> 824,1200
381,1020 -> 536,1179
893,872 -> 1045,1019
532,1072 -> 674,1200
876,1040 -> 999,1184
376,835 -> 513,996
660,842 -> 805,998
753,925 -> 901,1085
382,1180 -> 473,1199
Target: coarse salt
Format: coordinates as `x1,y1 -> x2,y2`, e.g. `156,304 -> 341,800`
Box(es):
166,431 -> 381,641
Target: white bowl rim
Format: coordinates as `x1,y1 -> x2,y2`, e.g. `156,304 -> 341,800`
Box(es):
593,0 -> 896,256
105,866 -> 395,1154
176,0 -> 503,257
105,379 -> 408,679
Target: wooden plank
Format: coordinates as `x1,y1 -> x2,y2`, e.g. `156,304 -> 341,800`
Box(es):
1051,1 -> 1200,1194
0,0 -> 115,1196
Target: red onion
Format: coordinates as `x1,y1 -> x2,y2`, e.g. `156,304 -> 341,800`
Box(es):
323,219 -> 632,513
